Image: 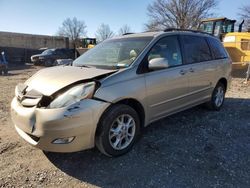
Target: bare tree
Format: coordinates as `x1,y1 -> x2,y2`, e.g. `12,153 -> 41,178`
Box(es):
118,25 -> 132,36
145,0 -> 218,31
58,17 -> 87,46
239,4 -> 250,31
95,24 -> 115,42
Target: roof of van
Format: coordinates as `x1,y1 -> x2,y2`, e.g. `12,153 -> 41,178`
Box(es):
113,29 -> 214,39
113,32 -> 162,39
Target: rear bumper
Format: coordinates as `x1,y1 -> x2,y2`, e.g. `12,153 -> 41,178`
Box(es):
11,97 -> 110,152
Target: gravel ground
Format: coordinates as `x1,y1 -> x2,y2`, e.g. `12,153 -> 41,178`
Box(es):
0,65 -> 250,188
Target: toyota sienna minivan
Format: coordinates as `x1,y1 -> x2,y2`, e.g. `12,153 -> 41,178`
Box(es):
11,29 -> 231,157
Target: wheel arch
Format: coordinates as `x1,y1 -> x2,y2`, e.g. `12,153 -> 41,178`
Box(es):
115,98 -> 145,128
217,77 -> 228,91
96,98 -> 146,132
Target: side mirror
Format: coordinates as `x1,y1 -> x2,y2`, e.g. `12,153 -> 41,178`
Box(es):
148,58 -> 169,70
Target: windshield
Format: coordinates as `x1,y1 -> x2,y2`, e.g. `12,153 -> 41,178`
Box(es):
73,37 -> 153,69
42,49 -> 55,55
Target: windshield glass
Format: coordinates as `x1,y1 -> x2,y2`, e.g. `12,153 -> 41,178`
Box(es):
73,37 -> 153,68
42,49 -> 54,55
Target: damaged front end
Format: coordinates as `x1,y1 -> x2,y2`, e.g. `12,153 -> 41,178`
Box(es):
15,81 -> 97,108
11,67 -> 115,152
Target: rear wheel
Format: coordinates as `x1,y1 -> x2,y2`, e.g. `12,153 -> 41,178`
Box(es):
95,104 -> 140,157
206,82 -> 225,111
44,60 -> 54,67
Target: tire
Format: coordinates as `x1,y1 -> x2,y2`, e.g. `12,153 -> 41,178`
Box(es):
53,60 -> 58,66
206,82 -> 226,111
34,61 -> 40,66
44,60 -> 53,67
95,104 -> 140,157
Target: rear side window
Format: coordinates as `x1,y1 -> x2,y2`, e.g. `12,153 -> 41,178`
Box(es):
208,38 -> 228,59
181,35 -> 212,64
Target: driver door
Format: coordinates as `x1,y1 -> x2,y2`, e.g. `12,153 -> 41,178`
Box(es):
144,35 -> 190,122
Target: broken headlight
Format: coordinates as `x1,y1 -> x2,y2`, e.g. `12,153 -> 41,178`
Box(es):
48,82 -> 95,109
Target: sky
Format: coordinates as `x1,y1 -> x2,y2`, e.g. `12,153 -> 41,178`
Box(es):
0,0 -> 249,37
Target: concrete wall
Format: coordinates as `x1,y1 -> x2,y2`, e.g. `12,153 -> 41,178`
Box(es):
0,31 -> 69,49
0,31 -> 69,65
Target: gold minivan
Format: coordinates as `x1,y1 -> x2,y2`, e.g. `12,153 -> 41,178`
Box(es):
11,30 -> 232,157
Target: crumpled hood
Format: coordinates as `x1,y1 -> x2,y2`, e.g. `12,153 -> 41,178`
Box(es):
25,66 -> 116,96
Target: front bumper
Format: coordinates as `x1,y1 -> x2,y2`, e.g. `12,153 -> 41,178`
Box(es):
31,57 -> 40,63
11,97 -> 110,152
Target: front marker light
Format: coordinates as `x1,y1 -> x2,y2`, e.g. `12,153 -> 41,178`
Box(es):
48,82 -> 96,109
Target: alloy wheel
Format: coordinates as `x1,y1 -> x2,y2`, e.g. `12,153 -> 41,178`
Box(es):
109,114 -> 136,150
214,86 -> 224,107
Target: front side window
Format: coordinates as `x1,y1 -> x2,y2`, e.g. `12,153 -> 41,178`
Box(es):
146,36 -> 182,69
181,35 -> 212,64
73,37 -> 153,69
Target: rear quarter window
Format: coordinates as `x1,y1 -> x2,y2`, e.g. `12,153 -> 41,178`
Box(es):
208,38 -> 228,59
181,35 -> 212,64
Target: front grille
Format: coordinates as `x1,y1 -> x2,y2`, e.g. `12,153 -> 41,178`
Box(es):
16,84 -> 43,107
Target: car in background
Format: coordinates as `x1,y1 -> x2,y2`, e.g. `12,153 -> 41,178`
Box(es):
31,48 -> 75,66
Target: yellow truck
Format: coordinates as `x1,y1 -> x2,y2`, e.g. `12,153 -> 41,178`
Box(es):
223,32 -> 250,70
199,17 -> 250,81
76,38 -> 97,56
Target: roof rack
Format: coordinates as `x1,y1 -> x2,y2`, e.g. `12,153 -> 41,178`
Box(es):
164,28 -> 214,36
122,33 -> 135,36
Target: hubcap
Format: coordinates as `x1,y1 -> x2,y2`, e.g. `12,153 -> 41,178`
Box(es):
214,86 -> 224,107
109,114 -> 136,150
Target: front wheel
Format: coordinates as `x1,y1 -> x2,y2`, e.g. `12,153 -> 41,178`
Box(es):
206,82 -> 226,111
95,104 -> 140,157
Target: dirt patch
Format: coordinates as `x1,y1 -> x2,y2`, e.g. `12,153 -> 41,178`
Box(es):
0,142 -> 19,154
